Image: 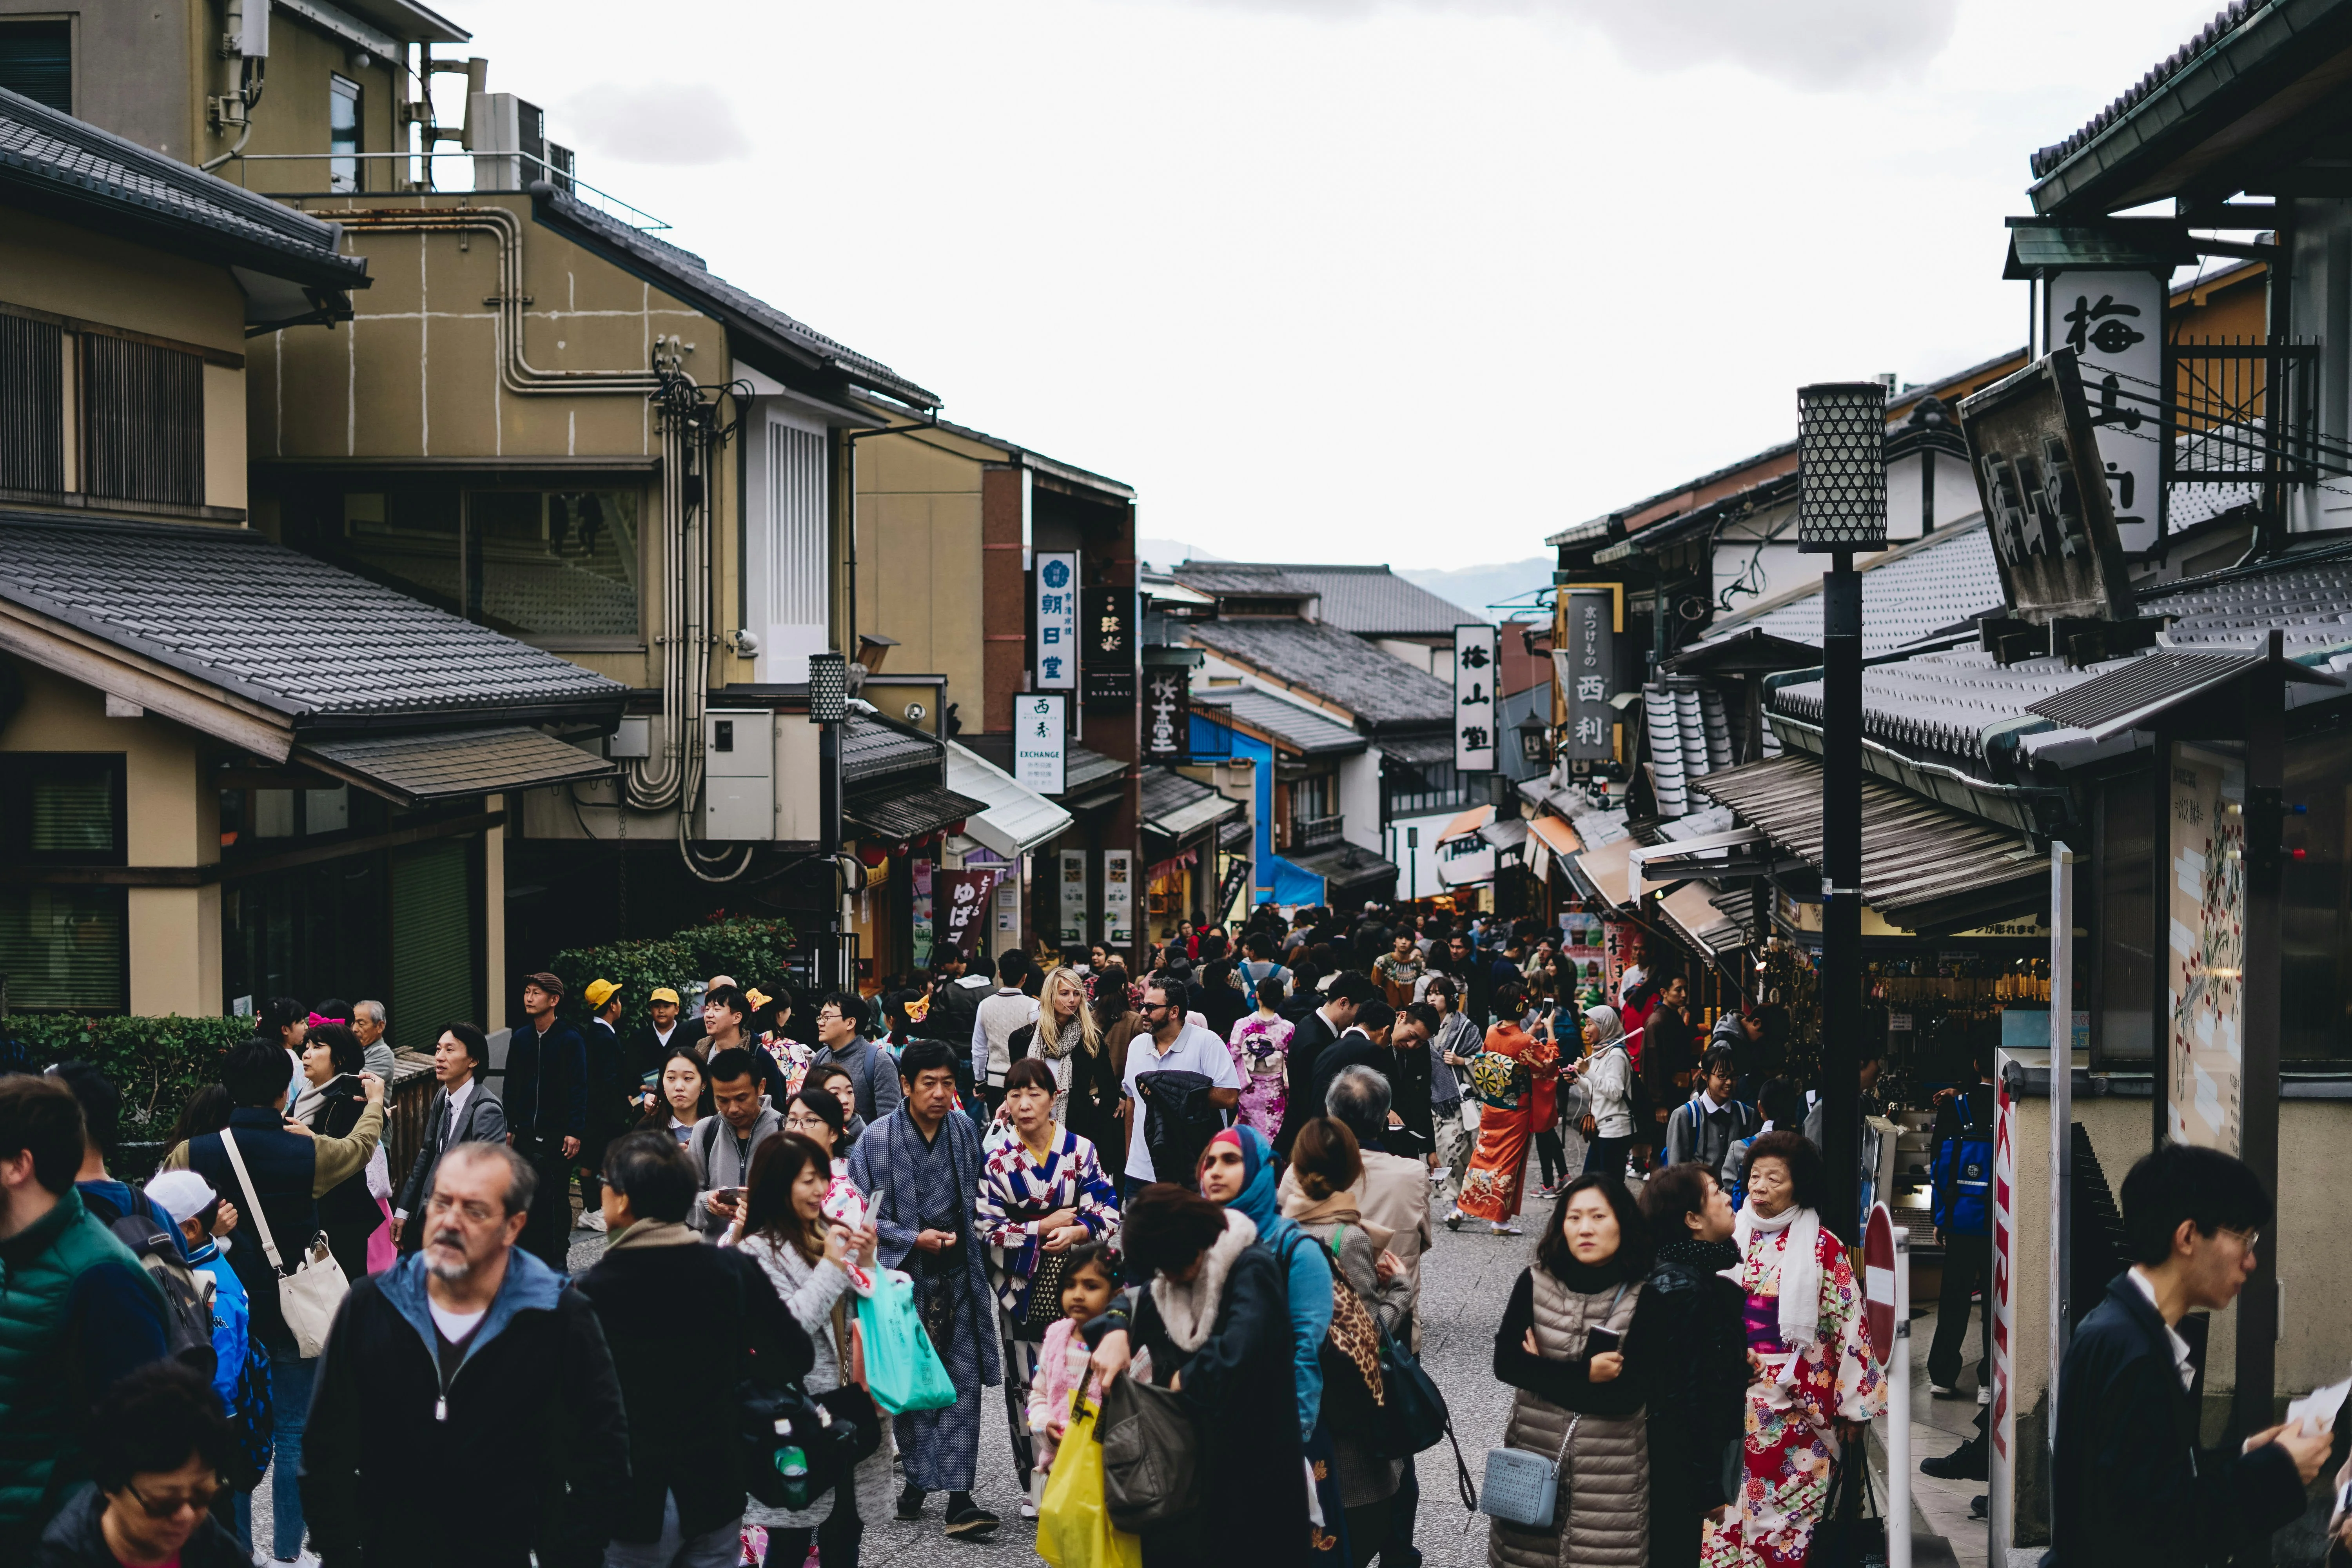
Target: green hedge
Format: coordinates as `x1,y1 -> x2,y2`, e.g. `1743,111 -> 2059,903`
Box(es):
549,913 -> 797,1037
5,1013 -> 253,1174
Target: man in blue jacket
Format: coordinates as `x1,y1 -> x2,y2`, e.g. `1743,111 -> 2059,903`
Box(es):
504,971 -> 588,1273
2048,1142 -> 2327,1566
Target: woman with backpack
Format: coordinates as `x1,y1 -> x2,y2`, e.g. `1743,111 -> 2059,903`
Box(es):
1083,1180 -> 1309,1567
1280,1117 -> 1412,1557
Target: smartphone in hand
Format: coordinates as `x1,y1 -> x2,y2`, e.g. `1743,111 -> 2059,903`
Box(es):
1584,1326 -> 1622,1358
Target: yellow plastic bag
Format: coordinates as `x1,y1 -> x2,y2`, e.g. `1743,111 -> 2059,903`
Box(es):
1037,1396 -> 1144,1568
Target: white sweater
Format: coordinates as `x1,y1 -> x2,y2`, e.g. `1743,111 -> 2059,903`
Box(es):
1581,1044 -> 1635,1139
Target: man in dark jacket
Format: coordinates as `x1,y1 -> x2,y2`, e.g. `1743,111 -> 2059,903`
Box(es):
629,986 -> 701,1085
1276,969 -> 1372,1156
302,1141 -> 627,1567
573,1132 -> 811,1563
2048,1141 -> 2325,1568
503,971 -> 588,1272
392,1024 -> 507,1252
577,980 -> 632,1234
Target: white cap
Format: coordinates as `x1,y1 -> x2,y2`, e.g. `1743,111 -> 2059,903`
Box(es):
142,1169 -> 218,1227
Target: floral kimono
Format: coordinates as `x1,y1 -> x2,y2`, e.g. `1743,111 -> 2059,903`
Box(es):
1702,1214 -> 1884,1568
1226,1012 -> 1293,1140
757,1030 -> 815,1099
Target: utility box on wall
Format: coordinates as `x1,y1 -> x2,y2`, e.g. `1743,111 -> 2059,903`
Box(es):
702,710 -> 775,840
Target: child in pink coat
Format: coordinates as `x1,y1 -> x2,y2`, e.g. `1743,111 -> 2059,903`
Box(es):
1027,1243 -> 1118,1487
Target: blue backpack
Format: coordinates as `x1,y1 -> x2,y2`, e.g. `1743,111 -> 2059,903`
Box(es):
1933,1088 -> 1994,1237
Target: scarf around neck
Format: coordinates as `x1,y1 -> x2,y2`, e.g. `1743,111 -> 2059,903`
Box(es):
1154,1209 -> 1258,1351
1733,1199 -> 1823,1370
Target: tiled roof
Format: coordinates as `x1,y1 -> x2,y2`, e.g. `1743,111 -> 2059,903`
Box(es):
1139,765 -> 1240,840
840,712 -> 941,787
1773,648 -> 2100,760
300,727 -> 613,806
531,186 -> 937,408
2148,551 -> 2352,655
0,513 -> 624,724
2028,2 -> 2259,180
0,88 -> 365,288
1284,840 -> 1399,896
1643,683 -> 1732,818
1059,744 -> 1129,797
845,784 -> 989,842
1191,689 -> 1366,755
1186,617 -> 1455,728
1170,562 -> 1316,597
1378,730 -> 1457,766
1254,564 -> 1479,636
1695,517 -> 2004,660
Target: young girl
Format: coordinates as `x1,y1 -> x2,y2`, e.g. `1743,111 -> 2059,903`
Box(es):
1026,1243 -> 1115,1489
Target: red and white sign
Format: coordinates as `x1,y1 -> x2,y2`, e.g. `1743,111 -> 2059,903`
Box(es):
1863,1203 -> 1897,1364
1988,1050 -> 2020,1553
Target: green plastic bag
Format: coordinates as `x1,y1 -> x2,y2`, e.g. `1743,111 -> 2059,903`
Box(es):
853,1271 -> 957,1415
1038,1397 -> 1143,1568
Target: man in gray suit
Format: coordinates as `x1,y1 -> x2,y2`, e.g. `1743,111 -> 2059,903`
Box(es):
391,1022 -> 507,1250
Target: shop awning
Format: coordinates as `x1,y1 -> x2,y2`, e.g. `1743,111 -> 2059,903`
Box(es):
844,784 -> 990,842
1287,840 -> 1401,902
1564,832 -> 1638,907
1141,765 -> 1242,842
297,726 -> 615,807
1692,754 -> 2046,931
1658,881 -> 1747,956
1056,743 -> 1130,810
946,742 -> 1073,858
1524,813 -> 1580,882
1436,803 -> 1492,844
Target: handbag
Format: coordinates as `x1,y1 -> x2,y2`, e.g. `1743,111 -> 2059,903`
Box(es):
1375,1319 -> 1479,1511
853,1269 -> 958,1414
1036,1395 -> 1143,1568
1816,1448 -> 1889,1567
1025,1246 -> 1075,1331
1480,1414 -> 1578,1530
219,1129 -> 349,1359
1096,1365 -> 1205,1532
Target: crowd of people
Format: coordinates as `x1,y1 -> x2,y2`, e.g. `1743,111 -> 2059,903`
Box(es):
3,901 -> 2341,1568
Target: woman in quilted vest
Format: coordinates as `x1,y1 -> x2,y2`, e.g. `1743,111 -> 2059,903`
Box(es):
1708,1131 -> 1883,1568
1281,1117 -> 1413,1559
1489,1173 -> 1663,1568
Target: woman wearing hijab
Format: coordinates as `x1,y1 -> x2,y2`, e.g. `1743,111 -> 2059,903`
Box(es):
1490,1174 -> 1663,1568
1281,1117 -> 1412,1555
1576,1002 -> 1639,1180
1197,1123 -> 1343,1557
1455,982 -> 1562,1238
1084,1182 -> 1308,1568
1709,1131 -> 1882,1568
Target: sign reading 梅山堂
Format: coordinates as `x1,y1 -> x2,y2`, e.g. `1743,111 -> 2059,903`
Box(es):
1143,666 -> 1188,760
2042,269 -> 2163,554
1454,622 -> 1499,773
1013,693 -> 1067,795
1034,552 -> 1078,690
1957,347 -> 2136,624
1554,587 -> 1617,761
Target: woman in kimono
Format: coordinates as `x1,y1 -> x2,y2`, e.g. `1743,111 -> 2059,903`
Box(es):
1454,982 -> 1561,1237
1705,1130 -> 1884,1568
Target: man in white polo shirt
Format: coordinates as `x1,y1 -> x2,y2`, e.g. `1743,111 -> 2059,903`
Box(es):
1118,976 -> 1241,1195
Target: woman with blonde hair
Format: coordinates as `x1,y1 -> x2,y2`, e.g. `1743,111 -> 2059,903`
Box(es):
1014,963 -> 1100,1124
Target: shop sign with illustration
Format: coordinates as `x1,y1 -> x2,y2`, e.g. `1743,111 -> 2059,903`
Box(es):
2167,741 -> 2246,1152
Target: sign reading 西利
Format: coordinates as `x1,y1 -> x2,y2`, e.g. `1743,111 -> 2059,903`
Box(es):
1013,693 -> 1067,795
2042,269 -> 2163,555
1143,666 -> 1189,760
1454,622 -> 1499,773
1034,552 -> 1078,690
1081,585 -> 1135,705
1553,587 -> 1617,761
1958,347 -> 2136,624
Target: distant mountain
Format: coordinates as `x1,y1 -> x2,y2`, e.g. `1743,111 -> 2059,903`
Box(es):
1139,537 -> 1223,571
1397,557 -> 1553,622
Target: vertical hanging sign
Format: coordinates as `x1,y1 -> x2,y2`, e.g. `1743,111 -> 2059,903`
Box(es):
1013,693 -> 1067,795
1143,665 -> 1189,760
1058,848 -> 1089,945
2042,269 -> 2163,554
2166,740 -> 2246,1152
1454,622 -> 1499,773
1034,551 -> 1078,690
1553,588 -> 1618,760
1080,584 -> 1135,705
1102,849 -> 1135,947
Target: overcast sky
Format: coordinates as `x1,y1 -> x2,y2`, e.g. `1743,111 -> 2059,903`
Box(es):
437,0 -> 2227,569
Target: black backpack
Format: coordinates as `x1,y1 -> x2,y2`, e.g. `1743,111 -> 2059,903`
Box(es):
81,1187 -> 217,1383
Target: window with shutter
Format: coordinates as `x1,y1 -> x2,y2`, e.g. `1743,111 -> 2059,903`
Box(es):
0,888 -> 127,1012
0,21 -> 71,114
0,313 -> 64,494
390,840 -> 477,1045
82,335 -> 204,506
754,411 -> 830,680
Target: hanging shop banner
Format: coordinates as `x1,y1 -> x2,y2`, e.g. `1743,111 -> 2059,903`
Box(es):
1218,853 -> 1252,921
911,859 -> 936,972
1013,693 -> 1067,795
1958,347 -> 2136,622
2042,268 -> 2163,554
1102,849 -> 1135,947
2166,741 -> 2246,1153
1454,622 -> 1499,773
1034,551 -> 1078,690
1143,664 -> 1189,760
1081,585 -> 1136,705
1058,849 -> 1089,946
937,867 -> 1004,958
1554,587 -> 1619,761
1602,916 -> 1641,1005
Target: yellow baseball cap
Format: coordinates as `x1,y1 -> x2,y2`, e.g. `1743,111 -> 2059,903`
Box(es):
584,978 -> 621,1009
650,987 -> 681,1005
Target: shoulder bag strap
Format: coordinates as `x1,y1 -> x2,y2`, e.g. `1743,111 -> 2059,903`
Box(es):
217,1130 -> 285,1272
695,1114 -> 724,1172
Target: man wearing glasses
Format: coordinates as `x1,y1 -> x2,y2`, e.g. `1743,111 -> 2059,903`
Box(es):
35,1360 -> 249,1565
810,991 -> 903,1123
302,1142 -> 628,1564
1117,978 -> 1241,1196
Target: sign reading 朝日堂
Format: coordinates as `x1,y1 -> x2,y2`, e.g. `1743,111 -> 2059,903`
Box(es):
1013,693 -> 1067,795
1454,622 -> 1499,773
1034,552 -> 1078,690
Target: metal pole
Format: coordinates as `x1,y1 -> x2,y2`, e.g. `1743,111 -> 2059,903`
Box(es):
2048,846 -> 2078,1447
1822,551 -> 1862,1243
819,717 -> 842,989
1890,1225 -> 1913,1568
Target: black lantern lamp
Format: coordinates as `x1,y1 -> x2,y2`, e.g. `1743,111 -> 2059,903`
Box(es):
1516,711 -> 1549,768
807,652 -> 849,724
1796,381 -> 1889,552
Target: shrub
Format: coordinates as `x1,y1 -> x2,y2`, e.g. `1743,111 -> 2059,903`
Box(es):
1,1013 -> 254,1177
549,913 -> 797,1037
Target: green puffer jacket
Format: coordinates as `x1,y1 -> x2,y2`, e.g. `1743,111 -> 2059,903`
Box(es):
0,1189 -> 160,1536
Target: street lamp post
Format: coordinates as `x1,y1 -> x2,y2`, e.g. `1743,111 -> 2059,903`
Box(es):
1796,381 -> 1888,1248
808,651 -> 849,988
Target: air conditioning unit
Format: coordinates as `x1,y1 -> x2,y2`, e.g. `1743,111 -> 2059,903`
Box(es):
701,710 -> 774,841
468,91 -> 546,191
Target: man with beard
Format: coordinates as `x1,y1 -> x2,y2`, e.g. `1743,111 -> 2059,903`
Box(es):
302,1142 -> 627,1566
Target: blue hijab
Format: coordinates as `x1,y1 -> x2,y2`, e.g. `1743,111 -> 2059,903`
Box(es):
1211,1124 -> 1294,1243
1209,1122 -> 1326,1437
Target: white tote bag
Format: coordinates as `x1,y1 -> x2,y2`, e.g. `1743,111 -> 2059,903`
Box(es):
220,1128 -> 351,1359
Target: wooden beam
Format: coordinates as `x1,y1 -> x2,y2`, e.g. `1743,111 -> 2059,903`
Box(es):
0,810 -> 502,887
0,603 -> 294,760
